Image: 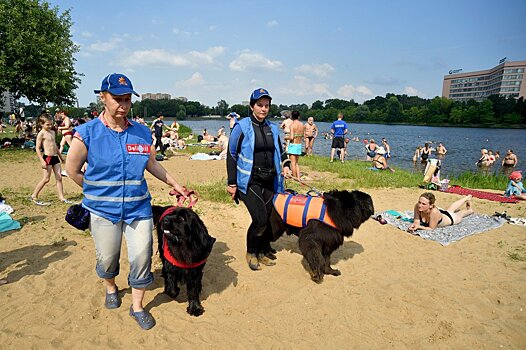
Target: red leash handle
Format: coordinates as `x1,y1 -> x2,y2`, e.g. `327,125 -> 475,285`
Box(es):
169,186 -> 199,208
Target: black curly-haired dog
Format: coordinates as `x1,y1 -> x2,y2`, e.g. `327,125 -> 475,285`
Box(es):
270,190 -> 374,283
152,205 -> 216,316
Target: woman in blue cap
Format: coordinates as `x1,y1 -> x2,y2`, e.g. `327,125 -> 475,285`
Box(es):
226,88 -> 291,270
66,73 -> 187,330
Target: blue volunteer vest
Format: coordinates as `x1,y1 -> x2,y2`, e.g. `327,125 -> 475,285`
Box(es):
228,117 -> 284,194
74,118 -> 153,224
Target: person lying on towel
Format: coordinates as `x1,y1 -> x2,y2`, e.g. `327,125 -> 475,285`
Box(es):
407,192 -> 473,233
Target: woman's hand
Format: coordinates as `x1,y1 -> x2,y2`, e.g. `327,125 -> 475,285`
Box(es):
407,224 -> 418,233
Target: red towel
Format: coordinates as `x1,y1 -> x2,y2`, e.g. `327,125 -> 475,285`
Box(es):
445,185 -> 518,203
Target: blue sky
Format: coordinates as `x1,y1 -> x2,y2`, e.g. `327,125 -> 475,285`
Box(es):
47,0 -> 526,108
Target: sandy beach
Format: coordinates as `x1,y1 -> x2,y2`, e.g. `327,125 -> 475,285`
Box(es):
1,154 -> 525,349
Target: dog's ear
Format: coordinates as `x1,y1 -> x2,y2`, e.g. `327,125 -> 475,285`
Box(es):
188,210 -> 216,253
152,205 -> 170,225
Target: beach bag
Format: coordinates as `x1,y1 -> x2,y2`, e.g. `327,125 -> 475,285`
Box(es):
65,204 -> 90,230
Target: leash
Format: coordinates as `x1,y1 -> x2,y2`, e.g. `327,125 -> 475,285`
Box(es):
284,174 -> 323,196
169,186 -> 198,208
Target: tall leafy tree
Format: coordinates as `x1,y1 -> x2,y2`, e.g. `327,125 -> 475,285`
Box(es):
0,0 -> 81,105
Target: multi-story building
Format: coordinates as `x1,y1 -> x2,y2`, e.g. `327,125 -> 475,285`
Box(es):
142,93 -> 171,101
442,60 -> 526,102
1,91 -> 16,113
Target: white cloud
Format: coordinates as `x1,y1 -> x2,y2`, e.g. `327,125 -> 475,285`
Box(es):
177,72 -> 205,87
294,63 -> 335,78
229,51 -> 284,72
403,86 -> 423,96
337,84 -> 373,100
81,31 -> 93,38
267,20 -> 278,27
173,27 -> 191,36
209,25 -> 217,31
86,37 -> 123,52
279,76 -> 332,98
123,46 -> 226,68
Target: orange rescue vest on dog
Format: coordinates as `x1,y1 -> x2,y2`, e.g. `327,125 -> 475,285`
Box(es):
273,193 -> 337,229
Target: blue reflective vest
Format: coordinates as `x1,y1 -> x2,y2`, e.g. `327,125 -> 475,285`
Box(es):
74,118 -> 153,224
228,117 -> 284,194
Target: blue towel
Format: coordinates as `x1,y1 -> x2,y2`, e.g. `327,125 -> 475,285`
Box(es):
0,212 -> 21,233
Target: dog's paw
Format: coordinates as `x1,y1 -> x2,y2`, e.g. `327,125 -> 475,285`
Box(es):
165,286 -> 180,299
325,267 -> 341,276
311,274 -> 324,284
187,301 -> 205,317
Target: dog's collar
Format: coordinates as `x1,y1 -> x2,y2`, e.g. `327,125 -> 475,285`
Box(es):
159,206 -> 178,223
162,237 -> 208,268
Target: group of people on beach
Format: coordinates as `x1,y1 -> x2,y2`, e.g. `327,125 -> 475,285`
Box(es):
6,72 -> 521,332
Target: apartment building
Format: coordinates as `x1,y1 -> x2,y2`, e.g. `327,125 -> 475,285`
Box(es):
142,93 -> 171,101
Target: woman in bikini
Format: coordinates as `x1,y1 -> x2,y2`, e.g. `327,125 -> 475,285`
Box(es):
407,192 -> 473,232
57,110 -> 73,154
285,110 -> 304,179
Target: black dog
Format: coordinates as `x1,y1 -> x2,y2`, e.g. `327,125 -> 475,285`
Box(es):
152,205 -> 216,316
271,190 -> 374,283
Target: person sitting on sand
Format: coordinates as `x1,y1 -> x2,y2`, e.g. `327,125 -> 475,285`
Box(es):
504,171 -> 526,200
217,130 -> 229,159
407,192 -> 474,232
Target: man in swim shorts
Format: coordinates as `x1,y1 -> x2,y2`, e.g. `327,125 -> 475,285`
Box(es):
330,113 -> 348,163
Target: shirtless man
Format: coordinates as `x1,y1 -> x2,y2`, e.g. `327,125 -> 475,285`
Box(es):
303,117 -> 318,156
280,114 -> 293,151
436,143 -> 447,156
30,113 -> 71,205
56,110 -> 73,154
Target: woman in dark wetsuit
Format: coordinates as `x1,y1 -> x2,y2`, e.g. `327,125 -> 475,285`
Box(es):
420,143 -> 432,163
407,192 -> 474,233
226,88 -> 291,271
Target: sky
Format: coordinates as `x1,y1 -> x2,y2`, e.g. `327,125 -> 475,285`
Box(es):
46,0 -> 526,108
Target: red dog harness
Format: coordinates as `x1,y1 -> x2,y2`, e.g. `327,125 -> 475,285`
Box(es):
159,205 -> 207,269
273,193 -> 337,229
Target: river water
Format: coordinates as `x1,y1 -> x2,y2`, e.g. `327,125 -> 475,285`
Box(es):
175,118 -> 524,176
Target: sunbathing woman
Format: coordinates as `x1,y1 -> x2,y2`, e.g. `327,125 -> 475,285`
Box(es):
407,192 -> 473,232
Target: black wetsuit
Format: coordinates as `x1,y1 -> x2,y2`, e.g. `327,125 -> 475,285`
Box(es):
227,115 -> 288,254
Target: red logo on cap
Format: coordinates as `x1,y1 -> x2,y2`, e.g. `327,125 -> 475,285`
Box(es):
260,89 -> 266,93
118,77 -> 128,86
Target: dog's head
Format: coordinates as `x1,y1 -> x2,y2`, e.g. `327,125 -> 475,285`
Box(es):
324,190 -> 374,235
153,206 -> 216,259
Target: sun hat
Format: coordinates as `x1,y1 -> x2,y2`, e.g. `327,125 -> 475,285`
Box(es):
94,73 -> 139,97
250,88 -> 272,101
509,171 -> 522,181
376,146 -> 386,155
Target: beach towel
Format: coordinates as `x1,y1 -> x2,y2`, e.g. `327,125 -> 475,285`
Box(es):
189,153 -> 221,161
0,212 -> 21,233
444,185 -> 519,203
375,210 -> 505,246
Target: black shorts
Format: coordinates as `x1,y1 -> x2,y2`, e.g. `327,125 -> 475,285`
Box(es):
331,137 -> 344,149
43,154 -> 60,166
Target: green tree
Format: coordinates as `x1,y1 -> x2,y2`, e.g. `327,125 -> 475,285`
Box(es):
0,0 -> 81,105
385,96 -> 403,123
217,99 -> 228,116
311,100 -> 324,110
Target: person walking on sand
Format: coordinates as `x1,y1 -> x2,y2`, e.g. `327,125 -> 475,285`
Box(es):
226,88 -> 291,271
66,73 -> 187,330
151,113 -> 167,159
56,110 -> 73,154
304,117 -> 318,156
408,192 -> 473,232
330,112 -> 348,163
30,113 -> 72,205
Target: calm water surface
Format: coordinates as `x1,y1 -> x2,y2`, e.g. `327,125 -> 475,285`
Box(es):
177,119 -> 524,176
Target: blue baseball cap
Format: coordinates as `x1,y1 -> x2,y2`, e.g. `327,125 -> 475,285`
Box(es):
94,73 -> 140,97
250,88 -> 272,101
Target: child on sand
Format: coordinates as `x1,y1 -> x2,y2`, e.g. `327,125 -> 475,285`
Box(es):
504,171 -> 526,200
30,114 -> 72,205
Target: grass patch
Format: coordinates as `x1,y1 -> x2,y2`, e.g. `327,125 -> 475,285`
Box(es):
508,244 -> 526,262
0,147 -> 36,163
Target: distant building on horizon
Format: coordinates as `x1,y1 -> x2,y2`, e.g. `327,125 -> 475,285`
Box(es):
1,91 -> 16,113
174,96 -> 188,102
442,60 -> 526,102
142,93 -> 171,101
